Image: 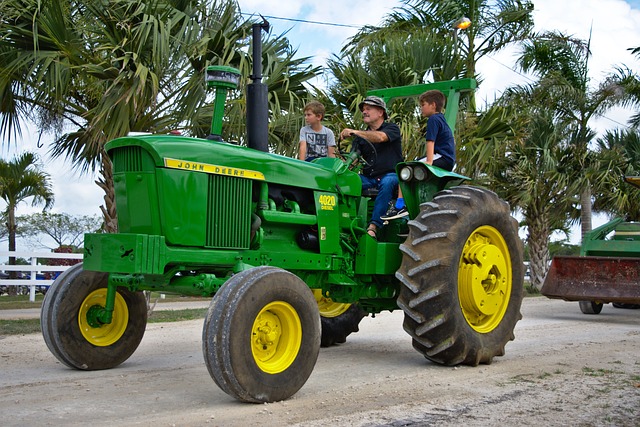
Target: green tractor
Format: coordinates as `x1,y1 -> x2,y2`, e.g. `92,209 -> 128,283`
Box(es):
41,24 -> 524,403
542,176 -> 640,314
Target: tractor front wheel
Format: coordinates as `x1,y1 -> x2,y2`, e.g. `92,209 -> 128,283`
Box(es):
397,186 -> 524,366
41,263 -> 148,370
202,266 -> 320,403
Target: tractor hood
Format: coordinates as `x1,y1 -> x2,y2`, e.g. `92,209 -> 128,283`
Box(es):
106,135 -> 361,196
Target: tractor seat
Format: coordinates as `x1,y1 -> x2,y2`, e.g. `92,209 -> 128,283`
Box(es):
362,188 -> 379,197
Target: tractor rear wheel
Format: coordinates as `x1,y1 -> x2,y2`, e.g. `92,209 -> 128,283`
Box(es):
41,263 -> 148,370
396,186 -> 524,366
203,266 -> 320,403
313,289 -> 367,347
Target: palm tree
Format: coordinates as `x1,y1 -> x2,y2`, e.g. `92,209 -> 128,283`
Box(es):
611,46 -> 640,128
516,31 -> 626,239
0,152 -> 54,293
1,0 -> 217,231
343,0 -> 535,109
325,35 -> 440,156
0,0 -> 319,231
466,85 -> 583,289
591,129 -> 640,220
324,0 -> 534,161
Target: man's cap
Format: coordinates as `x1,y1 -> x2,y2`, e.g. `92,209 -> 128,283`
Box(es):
359,96 -> 388,119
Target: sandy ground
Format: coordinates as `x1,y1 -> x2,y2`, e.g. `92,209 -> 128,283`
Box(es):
1,296 -> 639,426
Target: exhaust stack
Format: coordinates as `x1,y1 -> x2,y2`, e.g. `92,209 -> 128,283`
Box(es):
246,19 -> 270,152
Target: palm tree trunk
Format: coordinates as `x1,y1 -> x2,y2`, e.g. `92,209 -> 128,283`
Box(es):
96,154 -> 118,233
465,32 -> 477,112
527,211 -> 551,290
580,186 -> 592,241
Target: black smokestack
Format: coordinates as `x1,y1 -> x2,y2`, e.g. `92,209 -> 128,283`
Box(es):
246,18 -> 270,152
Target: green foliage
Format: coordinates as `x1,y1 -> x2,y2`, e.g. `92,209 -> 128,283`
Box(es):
0,152 -> 54,213
517,31 -> 590,89
548,240 -> 580,257
460,81 -> 586,288
459,28 -> 629,288
0,152 -> 54,270
325,0 -> 534,162
16,212 -> 103,249
592,128 -> 640,220
0,0 -> 320,229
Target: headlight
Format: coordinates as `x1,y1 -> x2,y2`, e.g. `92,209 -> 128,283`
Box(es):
399,166 -> 413,181
414,166 -> 427,181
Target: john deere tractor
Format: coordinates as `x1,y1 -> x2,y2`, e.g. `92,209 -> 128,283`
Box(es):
41,23 -> 524,403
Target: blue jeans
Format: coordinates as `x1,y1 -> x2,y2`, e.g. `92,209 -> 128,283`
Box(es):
360,172 -> 398,228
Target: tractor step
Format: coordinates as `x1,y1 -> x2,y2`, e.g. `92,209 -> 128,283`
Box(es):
541,255 -> 640,304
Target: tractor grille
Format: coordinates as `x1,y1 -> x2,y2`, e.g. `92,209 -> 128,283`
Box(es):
111,146 -> 144,173
206,174 -> 252,249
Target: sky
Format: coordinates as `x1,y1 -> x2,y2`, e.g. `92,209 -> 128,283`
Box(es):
4,0 -> 640,247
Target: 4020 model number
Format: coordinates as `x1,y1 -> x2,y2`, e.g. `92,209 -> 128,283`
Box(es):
318,194 -> 336,210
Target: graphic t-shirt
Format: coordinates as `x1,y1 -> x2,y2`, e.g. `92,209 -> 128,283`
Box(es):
300,125 -> 336,159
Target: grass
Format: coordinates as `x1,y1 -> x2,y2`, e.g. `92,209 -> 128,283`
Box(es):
0,294 -> 45,310
0,293 -> 207,309
0,293 -> 209,336
0,307 -> 208,336
524,282 -> 541,296
0,318 -> 42,335
537,371 -> 552,380
582,367 -> 620,377
147,308 -> 208,322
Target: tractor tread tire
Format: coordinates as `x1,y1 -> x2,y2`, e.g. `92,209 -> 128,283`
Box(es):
397,186 -> 524,366
320,304 -> 367,347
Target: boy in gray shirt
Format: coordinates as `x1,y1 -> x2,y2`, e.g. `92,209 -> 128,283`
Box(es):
299,101 -> 336,161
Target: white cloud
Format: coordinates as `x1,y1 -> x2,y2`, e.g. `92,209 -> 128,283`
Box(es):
238,0 -> 304,18
534,0 -> 640,78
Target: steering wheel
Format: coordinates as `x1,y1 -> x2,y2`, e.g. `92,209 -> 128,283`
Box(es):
348,134 -> 378,170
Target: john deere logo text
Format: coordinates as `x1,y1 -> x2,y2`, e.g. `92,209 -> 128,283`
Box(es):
164,158 -> 265,180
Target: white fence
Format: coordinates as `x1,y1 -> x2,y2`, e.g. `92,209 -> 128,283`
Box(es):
0,251 -> 83,302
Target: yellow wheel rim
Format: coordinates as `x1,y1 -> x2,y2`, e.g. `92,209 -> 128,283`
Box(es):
78,289 -> 128,347
251,301 -> 302,374
458,226 -> 512,333
312,289 -> 351,318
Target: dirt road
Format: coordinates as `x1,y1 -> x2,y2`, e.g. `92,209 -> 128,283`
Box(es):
1,297 -> 639,426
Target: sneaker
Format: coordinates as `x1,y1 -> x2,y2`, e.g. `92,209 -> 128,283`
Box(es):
381,206 -> 408,220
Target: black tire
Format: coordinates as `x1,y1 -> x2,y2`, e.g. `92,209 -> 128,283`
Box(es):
396,186 -> 524,366
579,301 -> 604,314
313,290 -> 367,347
41,263 -> 147,370
612,303 -> 640,309
202,266 -> 321,403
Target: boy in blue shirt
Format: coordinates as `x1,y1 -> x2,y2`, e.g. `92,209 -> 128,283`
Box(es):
382,89 -> 455,220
